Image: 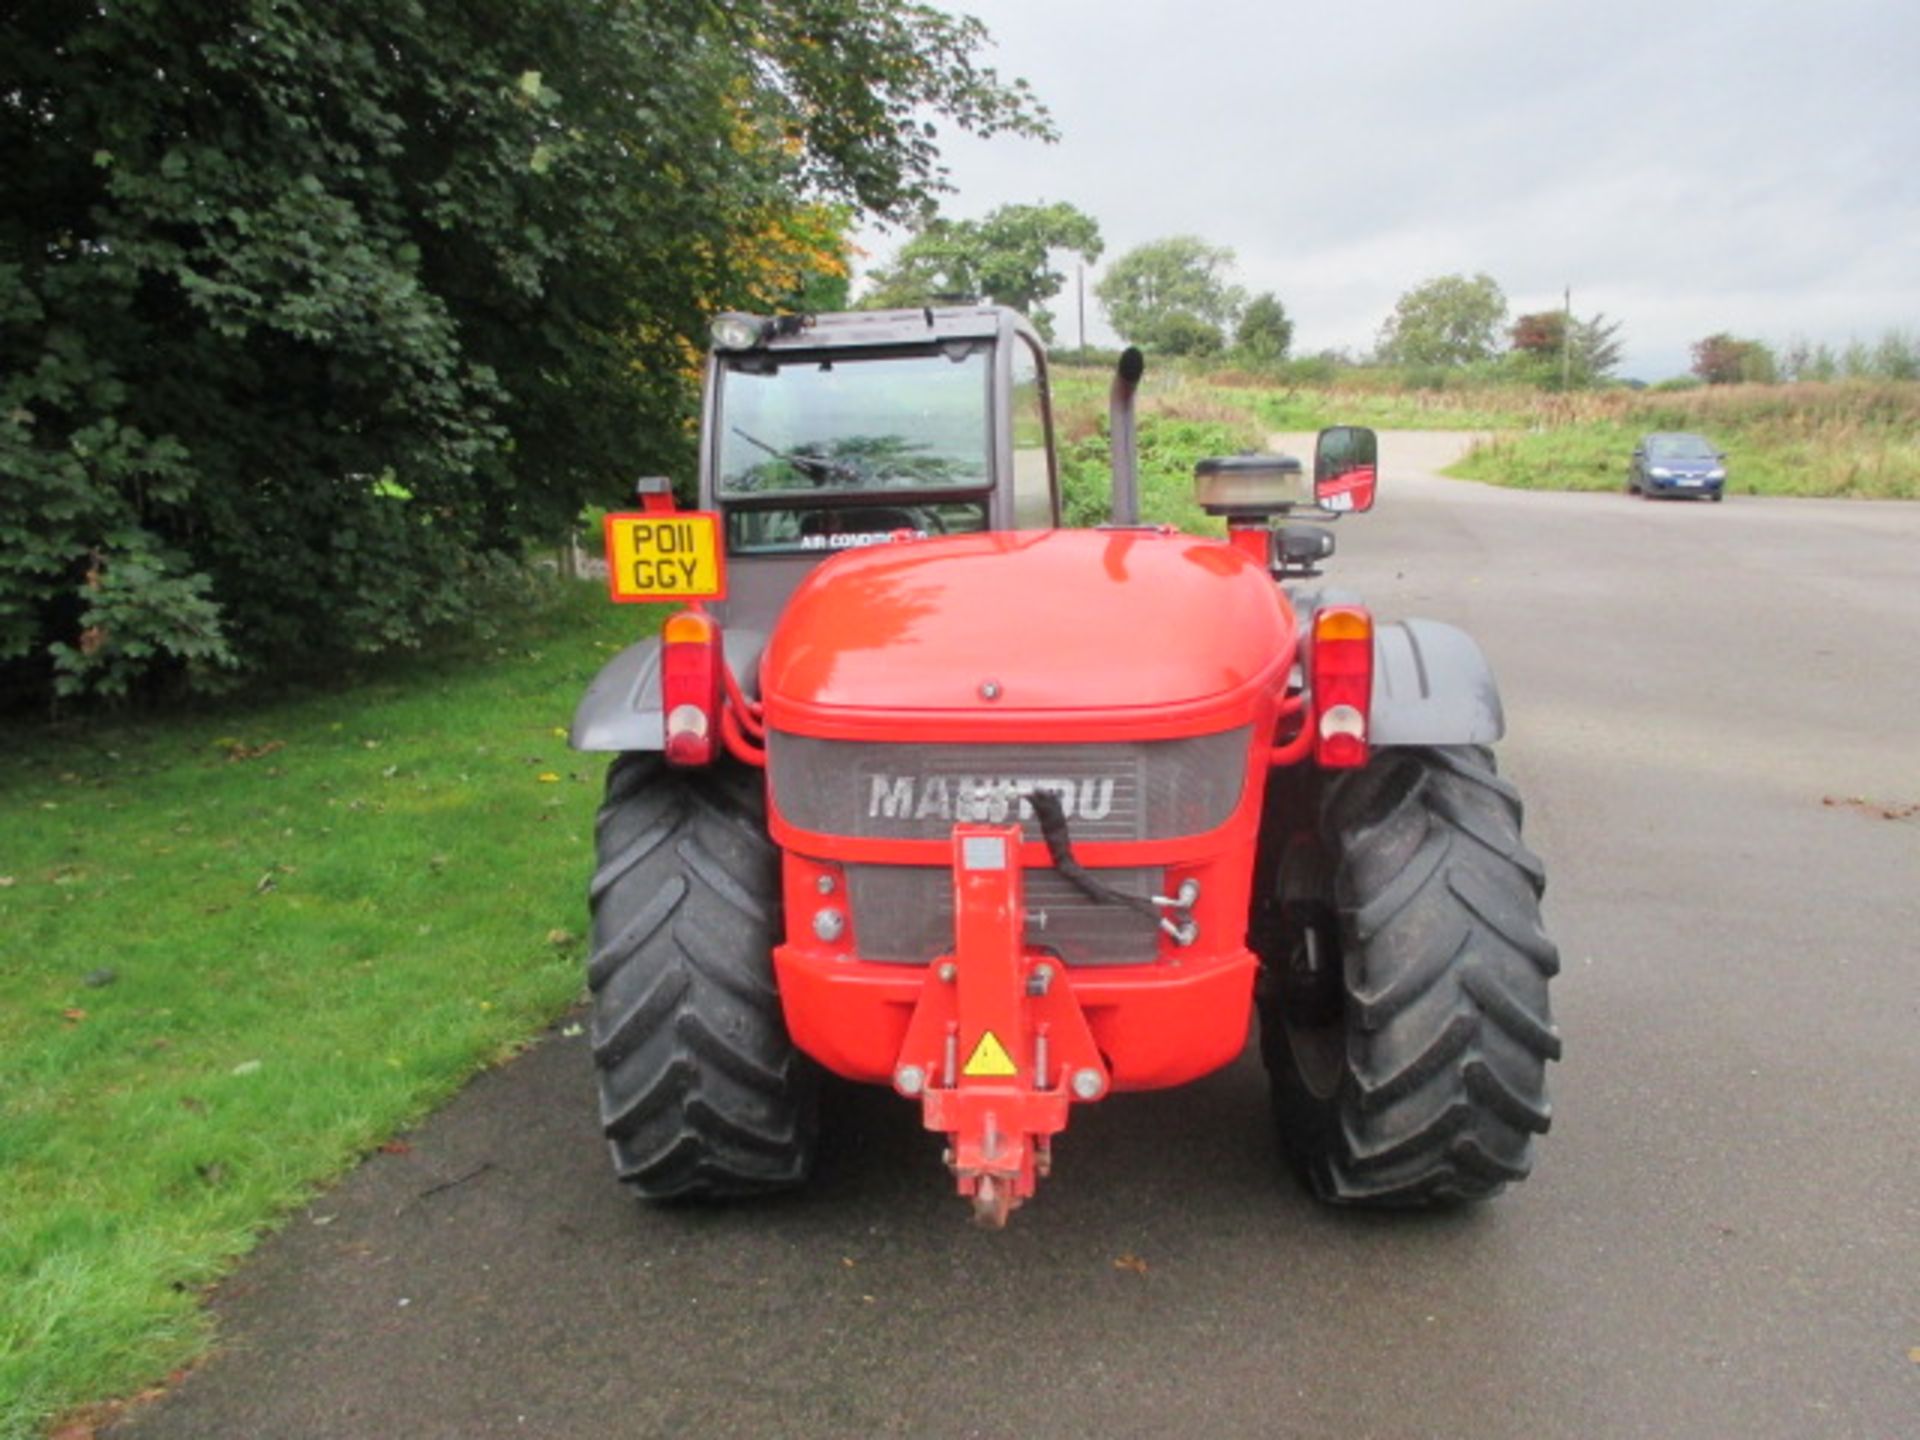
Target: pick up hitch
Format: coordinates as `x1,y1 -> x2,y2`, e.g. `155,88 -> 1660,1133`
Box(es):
891,823 -> 1108,1228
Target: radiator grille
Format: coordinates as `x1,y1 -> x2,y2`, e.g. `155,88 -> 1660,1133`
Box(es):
847,864 -> 1164,966
769,728 -> 1250,843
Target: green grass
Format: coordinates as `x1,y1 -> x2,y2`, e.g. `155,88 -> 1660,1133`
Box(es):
1448,422 -> 1649,493
1448,383 -> 1920,498
1231,383 -> 1529,432
1057,361 -> 1920,499
0,581 -> 651,1438
1053,364 -> 1533,432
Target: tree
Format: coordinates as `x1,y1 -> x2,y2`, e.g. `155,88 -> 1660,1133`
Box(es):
1571,316 -> 1626,382
1742,343 -> 1781,384
1872,330 -> 1920,381
861,200 -> 1102,338
1376,274 -> 1507,366
1510,311 -> 1566,356
1095,237 -> 1246,355
1234,293 -> 1294,365
0,1 -> 1050,701
1779,335 -> 1813,383
1691,334 -> 1777,385
861,214 -> 973,307
1508,309 -> 1623,388
737,203 -> 858,315
1152,313 -> 1228,358
971,202 -> 1103,338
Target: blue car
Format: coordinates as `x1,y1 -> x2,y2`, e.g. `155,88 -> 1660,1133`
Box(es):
1628,432 -> 1726,501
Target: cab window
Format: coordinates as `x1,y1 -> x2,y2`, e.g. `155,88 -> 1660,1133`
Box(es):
715,344 -> 995,554
1009,337 -> 1056,529
716,348 -> 991,498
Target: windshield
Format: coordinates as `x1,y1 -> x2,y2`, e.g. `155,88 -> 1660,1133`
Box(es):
716,346 -> 992,498
1647,434 -> 1718,461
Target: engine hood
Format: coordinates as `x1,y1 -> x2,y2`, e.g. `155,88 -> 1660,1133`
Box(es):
759,530 -> 1296,740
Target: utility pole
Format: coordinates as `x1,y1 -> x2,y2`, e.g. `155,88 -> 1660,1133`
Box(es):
1077,262 -> 1086,353
1562,284 -> 1573,390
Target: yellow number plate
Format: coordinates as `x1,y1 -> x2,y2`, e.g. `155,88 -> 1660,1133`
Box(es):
603,512 -> 727,603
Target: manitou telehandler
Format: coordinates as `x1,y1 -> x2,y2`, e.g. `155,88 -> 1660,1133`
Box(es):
571,306 -> 1558,1226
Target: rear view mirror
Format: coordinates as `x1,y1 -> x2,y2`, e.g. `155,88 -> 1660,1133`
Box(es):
1314,426 -> 1378,513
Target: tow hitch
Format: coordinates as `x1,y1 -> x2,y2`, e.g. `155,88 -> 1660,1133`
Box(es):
891,823 -> 1108,1227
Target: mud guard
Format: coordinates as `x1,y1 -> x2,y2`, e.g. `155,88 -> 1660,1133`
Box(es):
1371,618 -> 1504,745
570,629 -> 767,753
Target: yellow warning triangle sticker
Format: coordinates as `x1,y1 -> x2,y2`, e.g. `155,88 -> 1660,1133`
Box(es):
962,1029 -> 1019,1078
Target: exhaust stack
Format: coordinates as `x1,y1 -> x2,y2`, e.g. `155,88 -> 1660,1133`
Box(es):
1108,346 -> 1146,524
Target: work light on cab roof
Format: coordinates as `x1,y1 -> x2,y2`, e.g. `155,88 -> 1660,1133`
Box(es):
710,311 -> 813,351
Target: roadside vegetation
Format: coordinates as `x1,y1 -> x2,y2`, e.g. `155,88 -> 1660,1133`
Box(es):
1049,361 -> 1918,500
1049,369 -> 1265,530
1030,254 -> 1917,501
1231,381 -> 1527,433
3,1 -> 1049,709
0,583 -> 642,1438
1449,382 -> 1920,498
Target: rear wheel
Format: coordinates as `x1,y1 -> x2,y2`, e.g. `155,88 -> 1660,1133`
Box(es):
587,753 -> 816,1198
1259,746 -> 1560,1205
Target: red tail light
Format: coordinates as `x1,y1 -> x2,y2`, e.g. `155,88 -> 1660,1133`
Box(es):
661,608 -> 722,767
1311,606 -> 1373,769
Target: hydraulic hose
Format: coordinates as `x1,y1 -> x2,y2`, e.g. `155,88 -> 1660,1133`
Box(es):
1024,789 -> 1166,925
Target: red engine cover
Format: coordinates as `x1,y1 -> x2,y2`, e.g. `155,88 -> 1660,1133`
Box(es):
759,529 -> 1296,740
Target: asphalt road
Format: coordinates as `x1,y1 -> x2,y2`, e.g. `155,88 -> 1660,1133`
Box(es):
117,438 -> 1920,1440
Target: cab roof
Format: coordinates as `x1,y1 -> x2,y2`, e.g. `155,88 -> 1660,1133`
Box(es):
758,306 -> 1019,353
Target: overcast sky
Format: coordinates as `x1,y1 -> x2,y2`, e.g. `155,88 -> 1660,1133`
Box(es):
860,0 -> 1919,379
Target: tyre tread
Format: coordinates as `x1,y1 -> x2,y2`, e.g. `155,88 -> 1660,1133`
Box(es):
1264,745 -> 1559,1207
587,753 -> 815,1201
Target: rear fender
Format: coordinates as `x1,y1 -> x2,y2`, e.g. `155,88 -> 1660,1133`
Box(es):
570,628 -> 767,753
1371,618 -> 1504,745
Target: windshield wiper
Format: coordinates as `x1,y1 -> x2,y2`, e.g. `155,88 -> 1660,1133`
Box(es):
731,427 -> 861,486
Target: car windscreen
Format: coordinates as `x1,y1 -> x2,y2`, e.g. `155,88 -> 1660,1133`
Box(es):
715,345 -> 992,500
1647,435 -> 1717,460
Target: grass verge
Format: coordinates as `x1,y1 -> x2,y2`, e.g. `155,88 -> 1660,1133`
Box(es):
1232,383 -> 1531,432
1449,383 -> 1920,497
0,581 -> 648,1439
1054,364 -> 1531,435
1059,361 -> 1920,498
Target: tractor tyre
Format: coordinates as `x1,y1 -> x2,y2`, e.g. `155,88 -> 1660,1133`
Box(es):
587,752 -> 816,1199
1260,746 -> 1560,1206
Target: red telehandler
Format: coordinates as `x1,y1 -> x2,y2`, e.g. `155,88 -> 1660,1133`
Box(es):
572,307 -> 1558,1225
